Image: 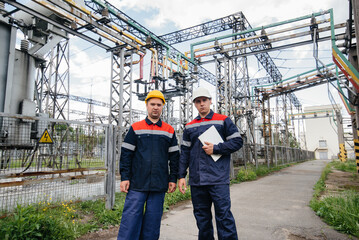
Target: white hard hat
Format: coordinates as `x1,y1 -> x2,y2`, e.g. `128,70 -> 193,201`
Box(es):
192,87 -> 212,102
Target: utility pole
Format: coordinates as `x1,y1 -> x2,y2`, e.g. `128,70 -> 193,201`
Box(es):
350,0 -> 359,173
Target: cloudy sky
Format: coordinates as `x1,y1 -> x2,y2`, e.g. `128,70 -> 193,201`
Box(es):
107,0 -> 346,32
68,0 -> 349,117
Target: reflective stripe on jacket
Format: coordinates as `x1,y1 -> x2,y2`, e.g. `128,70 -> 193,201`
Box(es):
179,110 -> 243,186
120,117 -> 179,192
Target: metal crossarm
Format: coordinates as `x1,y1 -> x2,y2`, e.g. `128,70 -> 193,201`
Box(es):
84,0 -> 217,84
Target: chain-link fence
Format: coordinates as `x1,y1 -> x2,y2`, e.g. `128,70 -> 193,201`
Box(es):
0,113 -> 121,212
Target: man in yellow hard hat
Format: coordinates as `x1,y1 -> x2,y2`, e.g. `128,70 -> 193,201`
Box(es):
117,90 -> 179,240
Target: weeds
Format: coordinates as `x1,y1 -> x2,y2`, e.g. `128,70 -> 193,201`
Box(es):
331,159 -> 357,173
235,167 -> 257,182
232,162 -> 296,183
0,202 -> 80,240
0,188 -> 191,239
313,190 -> 359,236
310,160 -> 359,237
163,188 -> 191,212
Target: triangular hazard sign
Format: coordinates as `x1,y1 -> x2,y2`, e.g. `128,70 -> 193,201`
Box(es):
39,129 -> 54,144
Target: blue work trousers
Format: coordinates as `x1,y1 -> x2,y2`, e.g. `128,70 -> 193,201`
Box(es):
117,190 -> 165,240
191,185 -> 238,240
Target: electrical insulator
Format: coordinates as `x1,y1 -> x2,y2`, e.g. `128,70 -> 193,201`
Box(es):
20,39 -> 29,52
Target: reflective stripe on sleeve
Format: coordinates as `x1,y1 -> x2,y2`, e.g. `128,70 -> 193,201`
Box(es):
122,142 -> 136,151
182,140 -> 191,147
169,145 -> 179,152
226,131 -> 241,140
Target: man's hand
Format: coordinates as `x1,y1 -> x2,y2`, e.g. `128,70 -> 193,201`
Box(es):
120,180 -> 130,193
168,182 -> 176,193
178,178 -> 187,194
202,141 -> 214,155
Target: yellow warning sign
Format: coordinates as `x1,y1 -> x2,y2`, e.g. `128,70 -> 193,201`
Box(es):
39,129 -> 54,144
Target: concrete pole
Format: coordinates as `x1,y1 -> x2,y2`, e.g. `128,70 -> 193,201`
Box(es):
336,110 -> 347,162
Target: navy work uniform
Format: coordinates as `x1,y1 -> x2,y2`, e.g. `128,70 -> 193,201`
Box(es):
179,110 -> 243,240
118,117 -> 179,240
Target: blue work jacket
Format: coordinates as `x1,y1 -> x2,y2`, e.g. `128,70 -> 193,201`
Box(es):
179,110 -> 243,186
120,117 -> 179,192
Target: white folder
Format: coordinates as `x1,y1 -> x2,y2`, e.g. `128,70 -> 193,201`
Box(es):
198,125 -> 224,162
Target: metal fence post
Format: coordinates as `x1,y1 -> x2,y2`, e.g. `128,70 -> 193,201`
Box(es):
105,125 -> 116,209
266,145 -> 270,168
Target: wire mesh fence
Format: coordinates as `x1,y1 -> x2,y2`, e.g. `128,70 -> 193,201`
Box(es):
0,113 -> 315,212
0,113 -> 121,212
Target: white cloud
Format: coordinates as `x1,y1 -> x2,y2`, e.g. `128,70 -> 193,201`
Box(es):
108,0 -> 347,30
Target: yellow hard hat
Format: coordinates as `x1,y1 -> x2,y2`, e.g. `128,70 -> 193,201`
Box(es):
145,90 -> 166,104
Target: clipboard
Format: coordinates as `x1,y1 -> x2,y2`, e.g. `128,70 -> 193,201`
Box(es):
198,125 -> 224,161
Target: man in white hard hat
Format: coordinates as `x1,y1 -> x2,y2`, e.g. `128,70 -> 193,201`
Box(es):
117,90 -> 179,240
178,87 -> 243,240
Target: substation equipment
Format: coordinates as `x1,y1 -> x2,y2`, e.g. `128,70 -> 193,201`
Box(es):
0,0 -> 358,211
0,0 -> 355,167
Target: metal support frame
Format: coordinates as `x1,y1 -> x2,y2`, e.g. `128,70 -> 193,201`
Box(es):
261,97 -> 272,146
160,11 -> 283,85
283,94 -> 290,161
105,124 -> 116,209
215,57 -> 231,115
179,81 -> 193,131
109,48 -> 133,128
36,39 -> 70,120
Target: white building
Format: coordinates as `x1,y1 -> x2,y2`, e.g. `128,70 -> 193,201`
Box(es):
303,105 -> 341,160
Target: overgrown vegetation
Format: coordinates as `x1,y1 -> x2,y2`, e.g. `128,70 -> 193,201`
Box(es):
0,199 -> 84,240
0,189 -> 191,240
310,159 -> 359,237
232,162 -> 297,183
164,188 -> 192,212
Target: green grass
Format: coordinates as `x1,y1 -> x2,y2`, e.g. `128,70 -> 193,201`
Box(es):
311,162 -> 332,199
0,188 -> 191,240
310,159 -> 359,237
0,200 -> 84,240
232,162 -> 297,184
163,188 -> 192,212
331,159 -> 358,174
6,158 -> 105,169
313,191 -> 359,236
